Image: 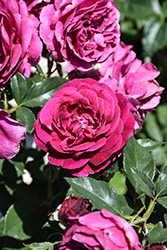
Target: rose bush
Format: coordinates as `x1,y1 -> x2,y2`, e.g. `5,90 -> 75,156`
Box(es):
58,195 -> 90,226
58,208 -> 143,250
98,41 -> 164,129
40,0 -> 120,71
0,0 -> 42,87
34,78 -> 135,176
0,109 -> 26,159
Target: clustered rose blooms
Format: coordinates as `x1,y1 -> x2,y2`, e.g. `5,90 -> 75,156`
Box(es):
0,109 -> 26,159
98,41 -> 164,129
40,0 -> 120,71
0,0 -> 42,87
34,78 -> 135,176
58,208 -> 143,250
58,195 -> 90,226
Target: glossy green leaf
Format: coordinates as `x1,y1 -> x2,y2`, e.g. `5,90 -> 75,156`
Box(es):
130,167 -> 155,198
137,139 -> 162,151
157,196 -> 167,209
16,106 -> 36,134
25,242 -> 55,250
156,166 -> 167,197
124,137 -> 156,179
2,204 -> 30,240
123,137 -> 156,194
142,16 -> 167,56
21,77 -> 68,107
148,222 -> 167,244
10,73 -> 33,105
65,177 -> 132,216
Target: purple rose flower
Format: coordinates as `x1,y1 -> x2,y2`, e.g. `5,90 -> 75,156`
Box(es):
0,0 -> 42,87
40,0 -> 120,71
0,109 -> 26,159
58,208 -> 143,250
98,41 -> 164,129
34,78 -> 135,177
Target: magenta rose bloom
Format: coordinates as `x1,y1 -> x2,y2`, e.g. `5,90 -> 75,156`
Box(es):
98,41 -> 164,129
40,0 -> 120,71
34,78 -> 135,176
58,195 -> 90,226
0,0 -> 42,87
0,109 -> 26,159
58,208 -> 143,250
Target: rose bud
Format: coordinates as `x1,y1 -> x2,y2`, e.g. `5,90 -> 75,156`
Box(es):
58,195 -> 90,226
146,245 -> 166,250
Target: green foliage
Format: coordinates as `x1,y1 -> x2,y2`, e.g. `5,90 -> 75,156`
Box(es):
10,73 -> 68,133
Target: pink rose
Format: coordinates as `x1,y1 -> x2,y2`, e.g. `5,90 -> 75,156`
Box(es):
40,0 -> 120,71
98,41 -> 164,129
58,208 -> 143,250
0,109 -> 26,159
34,78 -> 135,177
58,195 -> 90,226
0,0 -> 42,87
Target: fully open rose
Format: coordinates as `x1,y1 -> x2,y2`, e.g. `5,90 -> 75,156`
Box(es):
40,0 -> 120,71
34,78 -> 135,176
58,208 -> 143,250
0,109 -> 26,159
0,0 -> 42,87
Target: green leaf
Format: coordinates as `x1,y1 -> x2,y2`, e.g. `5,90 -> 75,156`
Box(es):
130,167 -> 155,198
25,242 -> 56,250
156,166 -> 167,197
65,177 -> 130,216
157,196 -> 167,209
35,64 -> 44,75
10,73 -> 33,105
137,139 -> 162,151
142,16 -> 167,56
124,137 -> 156,178
2,204 -> 30,240
8,160 -> 24,177
148,222 -> 167,244
16,106 -> 36,134
21,77 -> 68,107
123,137 -> 156,194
